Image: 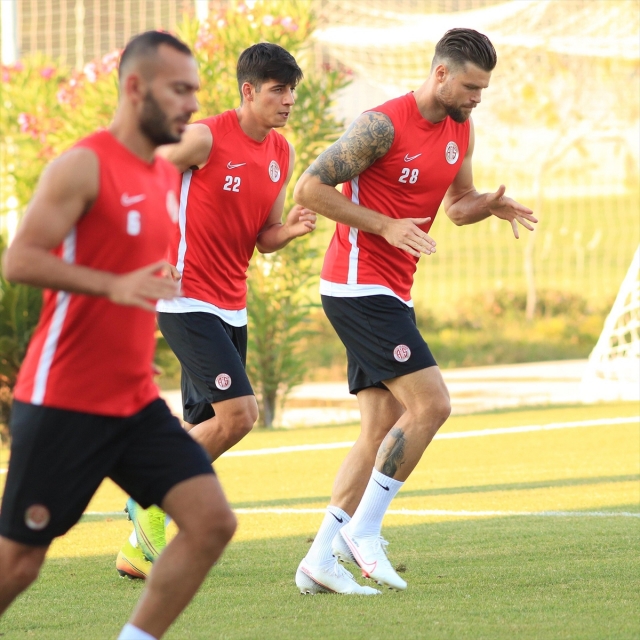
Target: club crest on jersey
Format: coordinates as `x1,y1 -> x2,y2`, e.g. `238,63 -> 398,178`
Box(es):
445,141 -> 459,165
25,504 -> 50,531
166,190 -> 179,223
215,373 -> 232,390
268,160 -> 280,183
393,344 -> 412,362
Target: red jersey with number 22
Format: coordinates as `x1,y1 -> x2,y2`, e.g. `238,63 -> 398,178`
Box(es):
320,93 -> 470,303
166,110 -> 290,310
13,130 -> 180,417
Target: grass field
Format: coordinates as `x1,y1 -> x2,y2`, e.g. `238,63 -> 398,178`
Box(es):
0,401 -> 639,639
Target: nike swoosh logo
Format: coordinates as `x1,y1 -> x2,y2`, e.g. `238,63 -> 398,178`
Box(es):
226,162 -> 246,169
404,153 -> 422,162
343,533 -> 377,575
121,193 -> 146,206
330,513 -> 344,523
373,478 -> 390,491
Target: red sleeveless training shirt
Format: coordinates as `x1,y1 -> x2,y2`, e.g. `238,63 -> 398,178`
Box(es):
320,93 -> 470,303
165,110 -> 290,311
13,130 -> 180,417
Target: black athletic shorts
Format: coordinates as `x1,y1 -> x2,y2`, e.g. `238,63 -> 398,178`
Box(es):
157,311 -> 254,425
321,294 -> 437,395
0,398 -> 214,546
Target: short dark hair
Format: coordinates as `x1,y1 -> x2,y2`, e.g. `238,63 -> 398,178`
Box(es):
119,30 -> 192,80
432,28 -> 497,73
236,43 -> 303,99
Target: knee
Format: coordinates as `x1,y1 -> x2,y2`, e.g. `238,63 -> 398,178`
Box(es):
197,506 -> 237,552
1,549 -> 44,591
415,392 -> 451,430
227,402 -> 258,438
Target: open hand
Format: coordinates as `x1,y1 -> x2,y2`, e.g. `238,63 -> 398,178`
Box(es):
487,185 -> 537,239
382,217 -> 436,258
284,204 -> 317,238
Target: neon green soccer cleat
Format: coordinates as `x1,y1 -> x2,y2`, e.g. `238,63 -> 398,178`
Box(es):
125,498 -> 167,562
116,540 -> 152,580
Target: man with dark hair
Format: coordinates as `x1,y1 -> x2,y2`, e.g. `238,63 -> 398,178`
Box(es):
118,42 -> 316,576
293,28 -> 536,594
0,31 -> 236,640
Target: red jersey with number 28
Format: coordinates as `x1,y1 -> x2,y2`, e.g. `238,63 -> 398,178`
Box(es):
166,110 -> 290,310
320,93 -> 470,303
13,130 -> 180,417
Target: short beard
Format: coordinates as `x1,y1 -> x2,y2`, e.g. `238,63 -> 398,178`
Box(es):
444,104 -> 470,123
140,90 -> 180,145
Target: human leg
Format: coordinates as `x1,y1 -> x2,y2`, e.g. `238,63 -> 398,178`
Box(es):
187,394 -> 258,460
0,539 -> 47,616
336,366 -> 451,589
124,474 -> 236,639
122,313 -> 255,565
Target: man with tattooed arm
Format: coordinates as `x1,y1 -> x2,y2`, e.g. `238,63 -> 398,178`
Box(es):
293,28 -> 537,594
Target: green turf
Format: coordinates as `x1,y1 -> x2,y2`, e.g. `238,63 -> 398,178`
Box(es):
0,402 -> 638,639
1,517 -> 638,640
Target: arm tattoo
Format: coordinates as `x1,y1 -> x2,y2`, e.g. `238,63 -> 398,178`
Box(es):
306,112 -> 394,187
378,427 -> 406,478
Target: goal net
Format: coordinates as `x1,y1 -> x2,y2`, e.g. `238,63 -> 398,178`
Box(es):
581,246 -> 640,401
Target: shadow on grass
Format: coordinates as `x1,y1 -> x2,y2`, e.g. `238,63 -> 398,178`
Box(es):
229,473 -> 640,509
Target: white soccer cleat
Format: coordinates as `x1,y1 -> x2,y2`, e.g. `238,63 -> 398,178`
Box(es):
333,528 -> 407,591
295,558 -> 380,595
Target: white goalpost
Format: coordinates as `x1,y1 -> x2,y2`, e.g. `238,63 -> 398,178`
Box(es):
581,246 -> 640,402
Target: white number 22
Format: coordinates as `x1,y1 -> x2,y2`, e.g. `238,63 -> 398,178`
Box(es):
223,176 -> 241,192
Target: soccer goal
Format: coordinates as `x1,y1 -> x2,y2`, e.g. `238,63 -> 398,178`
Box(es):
581,246 -> 640,402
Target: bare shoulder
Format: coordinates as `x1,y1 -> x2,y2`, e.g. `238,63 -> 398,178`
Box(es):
345,111 -> 395,155
306,111 -> 394,186
40,147 -> 99,202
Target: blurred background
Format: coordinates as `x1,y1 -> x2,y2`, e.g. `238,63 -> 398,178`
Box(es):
1,0 -> 638,429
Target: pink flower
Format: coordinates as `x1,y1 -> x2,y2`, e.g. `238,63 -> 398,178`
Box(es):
1,70 -> 9,82
83,62 -> 97,83
40,67 -> 55,79
281,16 -> 298,31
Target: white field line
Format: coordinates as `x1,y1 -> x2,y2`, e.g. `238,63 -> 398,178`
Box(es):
220,416 -> 640,458
84,508 -> 639,518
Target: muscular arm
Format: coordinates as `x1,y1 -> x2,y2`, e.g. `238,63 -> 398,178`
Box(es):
256,143 -> 316,253
156,122 -> 212,172
444,120 -> 537,238
294,112 -> 436,258
2,149 -> 178,311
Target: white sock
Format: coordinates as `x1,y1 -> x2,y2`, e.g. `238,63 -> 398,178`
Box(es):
165,514 -> 172,527
348,469 -> 403,538
117,623 -> 156,640
305,506 -> 350,568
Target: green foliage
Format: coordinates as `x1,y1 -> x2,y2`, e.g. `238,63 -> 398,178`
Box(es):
178,1 -> 350,426
0,236 -> 42,441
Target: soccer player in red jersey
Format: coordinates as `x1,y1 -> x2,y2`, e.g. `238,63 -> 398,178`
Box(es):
119,43 -> 316,572
293,29 -> 538,594
0,32 -> 236,640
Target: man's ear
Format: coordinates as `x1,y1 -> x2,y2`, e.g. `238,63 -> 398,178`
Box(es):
241,81 -> 255,103
123,71 -> 145,104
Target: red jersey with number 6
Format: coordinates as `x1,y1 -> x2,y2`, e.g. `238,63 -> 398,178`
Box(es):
13,130 -> 180,417
320,93 -> 470,303
165,110 -> 290,310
